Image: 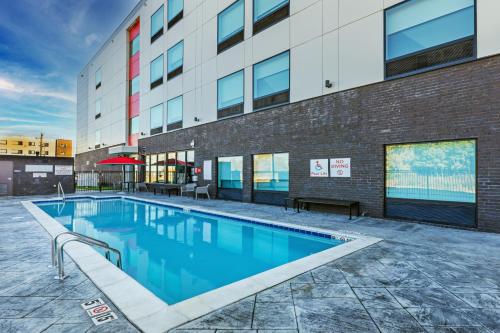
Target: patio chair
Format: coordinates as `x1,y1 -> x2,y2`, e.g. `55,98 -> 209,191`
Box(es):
181,183 -> 197,197
195,184 -> 210,200
136,182 -> 149,192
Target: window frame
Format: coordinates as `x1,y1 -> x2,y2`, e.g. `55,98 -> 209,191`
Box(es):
95,68 -> 102,89
130,35 -> 140,56
150,103 -> 164,135
166,95 -> 183,131
151,5 -> 164,44
217,155 -> 244,190
253,0 -> 290,35
383,0 -> 477,80
167,0 -> 184,29
252,50 -> 290,111
130,76 -> 140,95
150,54 -> 164,89
95,99 -> 101,119
252,152 -> 290,193
217,0 -> 245,54
217,69 -> 245,119
167,41 -> 184,80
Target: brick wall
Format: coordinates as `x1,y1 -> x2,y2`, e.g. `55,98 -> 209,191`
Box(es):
75,145 -> 124,172
77,55 -> 500,232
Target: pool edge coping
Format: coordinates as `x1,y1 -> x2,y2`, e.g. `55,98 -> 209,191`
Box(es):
22,195 -> 382,333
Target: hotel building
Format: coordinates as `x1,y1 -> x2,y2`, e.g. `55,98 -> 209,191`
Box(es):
76,0 -> 500,231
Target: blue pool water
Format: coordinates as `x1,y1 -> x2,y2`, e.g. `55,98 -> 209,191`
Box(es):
37,198 -> 343,304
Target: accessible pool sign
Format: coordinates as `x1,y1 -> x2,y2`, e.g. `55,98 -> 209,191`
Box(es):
310,159 -> 329,177
330,158 -> 351,177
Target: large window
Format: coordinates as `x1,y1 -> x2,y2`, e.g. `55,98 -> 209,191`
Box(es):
217,70 -> 244,118
253,153 -> 289,192
385,0 -> 475,77
150,104 -> 163,135
147,150 -> 194,184
218,156 -> 243,189
218,0 -> 244,53
253,51 -> 289,110
95,68 -> 102,89
167,96 -> 183,130
151,5 -> 164,43
130,76 -> 140,95
95,99 -> 101,119
95,130 -> 101,148
131,35 -> 140,56
150,54 -> 164,89
130,116 -> 139,134
167,0 -> 183,29
386,140 -> 476,203
167,41 -> 184,80
253,0 -> 289,35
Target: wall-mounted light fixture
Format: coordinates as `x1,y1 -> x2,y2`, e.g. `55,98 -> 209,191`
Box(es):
190,140 -> 195,148
194,117 -> 200,122
140,132 -> 146,136
325,80 -> 334,88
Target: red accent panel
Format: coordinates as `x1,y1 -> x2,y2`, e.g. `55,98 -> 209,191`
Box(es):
129,95 -> 140,118
129,21 -> 140,40
129,134 -> 139,147
129,53 -> 140,79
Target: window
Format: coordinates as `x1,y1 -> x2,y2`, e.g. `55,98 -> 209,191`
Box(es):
218,0 -> 244,54
95,130 -> 101,148
150,155 -> 158,182
150,104 -> 164,135
95,99 -> 101,119
151,5 -> 164,43
157,153 -> 166,183
95,68 -> 102,89
253,153 -> 289,191
12,150 -> 23,155
385,0 -> 475,77
385,139 -> 477,227
28,142 -> 35,146
167,95 -> 183,130
130,76 -> 140,95
16,141 -> 23,145
253,51 -> 289,110
218,70 -> 244,118
150,54 -> 164,89
218,156 -> 243,189
0,140 -> 6,145
253,0 -> 289,35
167,41 -> 184,80
130,116 -> 139,134
131,35 -> 140,56
167,0 -> 183,29
0,149 -> 7,154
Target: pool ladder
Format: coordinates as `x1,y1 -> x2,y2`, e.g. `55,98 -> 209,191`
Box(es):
51,231 -> 122,280
57,182 -> 65,201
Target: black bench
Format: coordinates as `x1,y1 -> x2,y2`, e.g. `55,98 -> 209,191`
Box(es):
146,183 -> 181,197
296,198 -> 360,220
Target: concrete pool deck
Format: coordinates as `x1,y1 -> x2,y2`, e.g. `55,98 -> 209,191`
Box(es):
2,192 -> 500,332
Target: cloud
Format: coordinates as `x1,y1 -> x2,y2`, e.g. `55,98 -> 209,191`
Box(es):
85,33 -> 101,47
0,76 -> 75,102
0,117 -> 46,124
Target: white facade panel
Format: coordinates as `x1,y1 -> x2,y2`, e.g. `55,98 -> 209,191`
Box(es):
290,37 -> 323,103
290,1 -> 322,48
338,12 -> 384,91
339,0 -> 383,27
477,0 -> 500,58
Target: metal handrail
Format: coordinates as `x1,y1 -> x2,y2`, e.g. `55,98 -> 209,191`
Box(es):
51,232 -> 110,267
56,237 -> 122,280
57,182 -> 65,201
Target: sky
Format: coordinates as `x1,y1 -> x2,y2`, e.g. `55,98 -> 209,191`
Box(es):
0,0 -> 139,141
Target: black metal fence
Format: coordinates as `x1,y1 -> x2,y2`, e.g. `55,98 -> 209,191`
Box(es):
75,171 -> 140,192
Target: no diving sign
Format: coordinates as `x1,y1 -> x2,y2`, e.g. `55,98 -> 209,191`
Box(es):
81,298 -> 118,326
330,158 -> 351,178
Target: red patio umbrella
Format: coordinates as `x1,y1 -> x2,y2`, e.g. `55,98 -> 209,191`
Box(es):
96,157 -> 144,192
96,157 -> 144,165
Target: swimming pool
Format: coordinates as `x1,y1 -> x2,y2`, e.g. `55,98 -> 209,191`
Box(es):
37,197 -> 345,304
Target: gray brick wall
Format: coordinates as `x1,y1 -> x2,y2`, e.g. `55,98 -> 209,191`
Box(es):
76,55 -> 500,232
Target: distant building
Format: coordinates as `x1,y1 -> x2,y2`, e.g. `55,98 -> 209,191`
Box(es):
0,136 -> 72,157
55,139 -> 73,157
